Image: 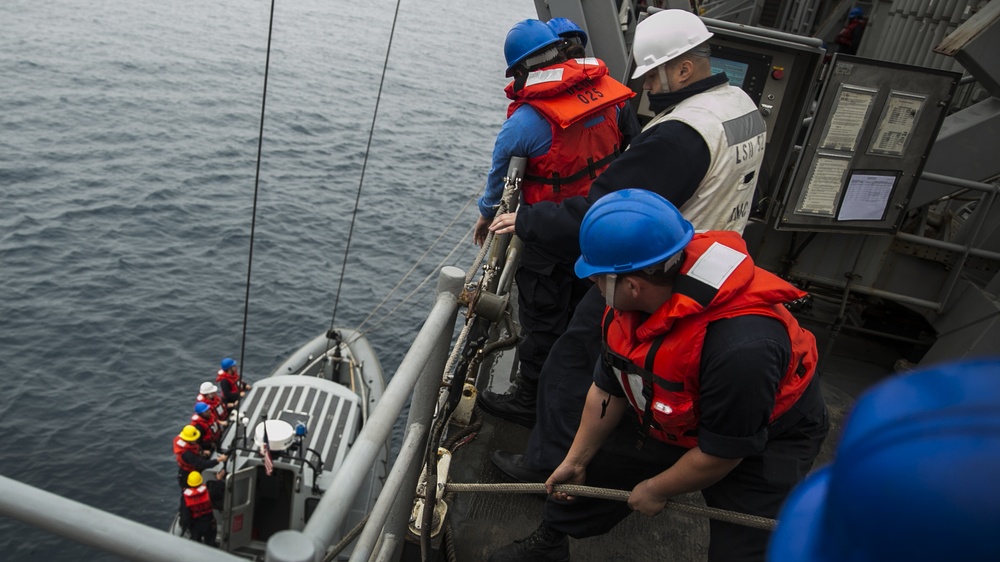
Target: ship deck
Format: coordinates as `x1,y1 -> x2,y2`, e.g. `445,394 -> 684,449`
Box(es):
426,300 -> 900,560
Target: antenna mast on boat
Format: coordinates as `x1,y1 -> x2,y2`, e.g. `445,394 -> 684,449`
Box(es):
235,0 -> 278,390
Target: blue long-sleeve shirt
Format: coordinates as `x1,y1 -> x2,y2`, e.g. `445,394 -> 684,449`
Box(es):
477,103 -> 640,219
478,105 -> 552,219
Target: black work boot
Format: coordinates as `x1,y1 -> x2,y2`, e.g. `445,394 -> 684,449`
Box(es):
478,377 -> 537,428
488,521 -> 570,562
491,450 -> 549,483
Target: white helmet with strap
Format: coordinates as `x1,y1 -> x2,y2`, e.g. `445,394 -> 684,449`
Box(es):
631,10 -> 713,80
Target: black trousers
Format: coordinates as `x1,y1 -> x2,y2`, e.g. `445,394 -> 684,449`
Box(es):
189,515 -> 217,545
544,411 -> 828,562
514,255 -> 591,385
523,285 -> 604,471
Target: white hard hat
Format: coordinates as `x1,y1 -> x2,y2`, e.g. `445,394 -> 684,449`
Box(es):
631,10 -> 714,80
200,381 -> 218,394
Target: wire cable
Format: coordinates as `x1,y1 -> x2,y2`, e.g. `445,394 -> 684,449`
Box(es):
325,0 -> 405,346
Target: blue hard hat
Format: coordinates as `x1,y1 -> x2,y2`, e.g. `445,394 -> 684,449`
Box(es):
547,17 -> 588,47
848,7 -> 863,18
769,357 -> 1000,562
221,357 -> 236,370
194,402 -> 210,415
575,190 -> 693,279
504,19 -> 562,77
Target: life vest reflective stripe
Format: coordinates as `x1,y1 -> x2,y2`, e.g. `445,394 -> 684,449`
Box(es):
173,438 -> 200,472
602,231 -> 817,449
183,485 -> 213,518
505,58 -> 634,205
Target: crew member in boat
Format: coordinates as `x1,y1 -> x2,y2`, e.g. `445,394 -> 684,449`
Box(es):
180,470 -> 225,546
189,401 -> 226,452
216,357 -> 251,410
474,18 -> 635,429
484,9 -> 768,487
173,424 -> 227,489
489,191 -> 827,562
197,381 -> 230,421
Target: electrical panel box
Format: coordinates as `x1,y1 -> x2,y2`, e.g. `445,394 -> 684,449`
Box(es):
775,55 -> 960,234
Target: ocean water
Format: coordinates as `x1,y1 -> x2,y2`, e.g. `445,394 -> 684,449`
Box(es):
0,0 -> 534,558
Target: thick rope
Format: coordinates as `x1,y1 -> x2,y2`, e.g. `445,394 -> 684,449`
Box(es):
442,482 -> 777,531
321,513 -> 368,562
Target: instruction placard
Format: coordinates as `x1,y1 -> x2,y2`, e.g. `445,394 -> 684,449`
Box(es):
837,171 -> 900,221
868,91 -> 925,157
819,85 -> 877,152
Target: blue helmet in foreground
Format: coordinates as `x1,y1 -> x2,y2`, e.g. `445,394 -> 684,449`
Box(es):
504,19 -> 562,77
768,357 -> 1000,562
848,7 -> 863,18
575,189 -> 693,279
221,357 -> 236,370
547,17 -> 588,47
194,402 -> 210,415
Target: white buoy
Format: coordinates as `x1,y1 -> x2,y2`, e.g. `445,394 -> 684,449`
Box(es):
253,419 -> 295,452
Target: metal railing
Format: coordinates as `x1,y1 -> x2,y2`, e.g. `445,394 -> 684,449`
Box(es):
0,265 -> 467,562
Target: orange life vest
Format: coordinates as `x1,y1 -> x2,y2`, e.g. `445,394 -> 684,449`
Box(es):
602,231 -> 817,449
505,58 -> 634,205
216,368 -> 240,388
173,438 -> 201,472
183,485 -> 213,519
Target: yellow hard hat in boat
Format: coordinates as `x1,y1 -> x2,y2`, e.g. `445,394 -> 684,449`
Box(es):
179,425 -> 201,443
187,471 -> 204,487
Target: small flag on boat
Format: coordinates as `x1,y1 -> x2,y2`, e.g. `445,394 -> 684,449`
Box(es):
260,421 -> 274,476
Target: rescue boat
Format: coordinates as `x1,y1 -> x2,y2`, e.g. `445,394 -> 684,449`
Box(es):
169,328 -> 387,560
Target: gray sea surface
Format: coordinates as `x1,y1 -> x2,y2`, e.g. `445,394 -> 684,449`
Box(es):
0,0 -> 533,558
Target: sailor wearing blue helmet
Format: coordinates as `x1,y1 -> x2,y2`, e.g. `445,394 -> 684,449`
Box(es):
489,190 -> 827,562
474,19 -> 636,434
216,356 -> 251,409
835,6 -> 867,55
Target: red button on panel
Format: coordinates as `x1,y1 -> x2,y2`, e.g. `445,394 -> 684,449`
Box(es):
771,67 -> 785,80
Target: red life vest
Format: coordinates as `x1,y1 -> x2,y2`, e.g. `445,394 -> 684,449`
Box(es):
504,58 -> 634,205
189,414 -> 221,443
216,369 -> 242,393
173,438 -> 201,472
836,18 -> 865,49
183,485 -> 213,519
197,392 -> 226,420
602,231 -> 817,449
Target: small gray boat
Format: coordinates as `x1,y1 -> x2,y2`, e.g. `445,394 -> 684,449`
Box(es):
170,329 -> 387,560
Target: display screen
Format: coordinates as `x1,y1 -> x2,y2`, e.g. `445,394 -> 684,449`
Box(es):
711,58 -> 749,89
707,44 -> 772,105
